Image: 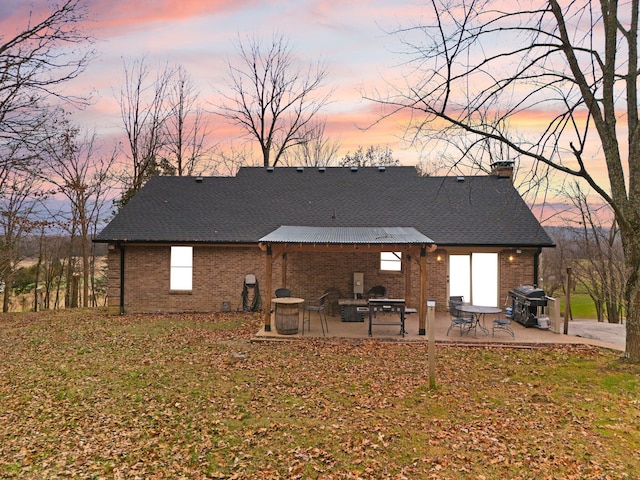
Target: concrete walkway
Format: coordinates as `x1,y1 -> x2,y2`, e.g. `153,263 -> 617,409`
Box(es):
255,311 -> 626,352
567,319 -> 626,350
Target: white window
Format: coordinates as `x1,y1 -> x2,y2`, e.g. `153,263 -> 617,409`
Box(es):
380,252 -> 402,271
170,246 -> 193,290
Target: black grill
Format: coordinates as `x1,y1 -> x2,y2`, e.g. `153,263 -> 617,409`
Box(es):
508,285 -> 547,327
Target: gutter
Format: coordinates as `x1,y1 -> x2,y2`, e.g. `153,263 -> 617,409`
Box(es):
119,243 -> 125,315
533,247 -> 542,287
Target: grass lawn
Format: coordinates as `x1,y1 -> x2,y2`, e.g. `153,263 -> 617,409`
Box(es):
558,293 -> 599,320
1,310 -> 638,479
557,292 -> 626,321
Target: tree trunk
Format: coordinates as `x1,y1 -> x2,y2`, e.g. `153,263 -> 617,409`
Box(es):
2,279 -> 10,313
595,300 -> 603,322
82,236 -> 89,308
33,230 -> 45,312
623,231 -> 640,361
606,298 -> 620,324
627,281 -> 640,361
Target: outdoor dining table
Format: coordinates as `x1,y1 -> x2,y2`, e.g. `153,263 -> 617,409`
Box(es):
457,304 -> 502,336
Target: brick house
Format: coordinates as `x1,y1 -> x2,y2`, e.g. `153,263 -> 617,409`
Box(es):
95,164 -> 553,332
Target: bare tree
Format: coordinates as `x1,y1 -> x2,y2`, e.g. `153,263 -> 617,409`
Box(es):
281,118 -> 340,166
540,227 -> 573,299
212,145 -> 254,177
117,57 -> 175,208
0,0 -> 92,147
164,66 -> 213,175
339,145 -> 399,167
42,235 -> 65,310
40,114 -> 115,308
0,165 -> 47,312
376,0 -> 640,361
217,34 -> 332,167
567,183 -> 626,323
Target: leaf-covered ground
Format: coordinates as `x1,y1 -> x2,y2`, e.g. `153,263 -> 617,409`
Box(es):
1,310 -> 638,479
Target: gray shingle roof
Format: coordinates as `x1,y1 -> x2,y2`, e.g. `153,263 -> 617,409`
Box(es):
95,166 -> 554,247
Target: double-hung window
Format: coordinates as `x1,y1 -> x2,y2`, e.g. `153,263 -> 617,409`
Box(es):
170,246 -> 193,291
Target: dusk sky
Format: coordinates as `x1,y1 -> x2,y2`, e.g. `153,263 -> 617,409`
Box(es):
4,0 -> 434,165
3,0 -> 618,224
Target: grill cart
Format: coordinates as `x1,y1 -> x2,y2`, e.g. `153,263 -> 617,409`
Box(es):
508,285 -> 548,328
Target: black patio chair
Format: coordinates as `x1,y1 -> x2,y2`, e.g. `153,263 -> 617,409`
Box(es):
302,292 -> 330,336
492,318 -> 515,339
447,296 -> 475,336
275,288 -> 292,298
323,287 -> 343,317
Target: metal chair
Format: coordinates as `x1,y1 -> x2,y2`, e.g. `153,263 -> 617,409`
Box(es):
303,292 -> 330,336
492,318 -> 515,339
447,296 -> 475,336
323,287 -> 343,317
366,285 -> 386,298
275,288 -> 291,298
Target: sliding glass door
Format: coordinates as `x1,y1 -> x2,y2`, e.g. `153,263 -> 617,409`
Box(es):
449,253 -> 498,307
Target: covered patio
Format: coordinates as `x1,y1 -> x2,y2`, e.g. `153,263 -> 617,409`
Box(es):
253,224 -> 624,351
259,226 -> 437,336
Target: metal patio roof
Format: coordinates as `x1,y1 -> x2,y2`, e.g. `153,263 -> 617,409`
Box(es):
259,226 -> 434,245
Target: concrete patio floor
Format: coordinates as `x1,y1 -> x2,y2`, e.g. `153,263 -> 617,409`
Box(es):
254,310 -> 626,352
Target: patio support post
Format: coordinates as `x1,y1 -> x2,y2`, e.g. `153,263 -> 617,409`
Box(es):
419,246 -> 427,335
282,253 -> 287,288
264,245 -> 273,332
404,253 -> 412,307
427,299 -> 436,388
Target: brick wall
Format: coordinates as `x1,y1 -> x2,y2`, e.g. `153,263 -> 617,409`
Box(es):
107,244 -> 265,313
105,244 -> 538,314
499,248 -> 537,306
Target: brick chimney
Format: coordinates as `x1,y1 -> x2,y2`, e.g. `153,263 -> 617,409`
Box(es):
490,160 -> 515,181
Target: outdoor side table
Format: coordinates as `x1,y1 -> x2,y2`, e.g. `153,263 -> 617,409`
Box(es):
272,297 -> 304,335
338,298 -> 368,322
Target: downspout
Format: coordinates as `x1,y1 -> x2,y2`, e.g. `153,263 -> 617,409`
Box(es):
119,243 -> 125,315
533,247 -> 541,288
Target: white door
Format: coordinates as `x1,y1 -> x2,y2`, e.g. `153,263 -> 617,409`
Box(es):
471,253 -> 498,307
449,255 -> 470,302
449,253 -> 498,306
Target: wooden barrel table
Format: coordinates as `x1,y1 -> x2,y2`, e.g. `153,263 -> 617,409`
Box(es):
272,297 -> 304,335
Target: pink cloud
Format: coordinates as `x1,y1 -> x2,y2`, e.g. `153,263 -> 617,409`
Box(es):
86,0 -> 261,34
0,0 -> 264,39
